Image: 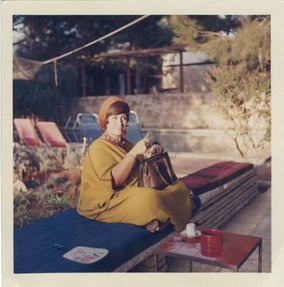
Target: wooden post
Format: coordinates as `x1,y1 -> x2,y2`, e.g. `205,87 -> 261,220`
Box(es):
179,51 -> 184,93
126,57 -> 131,95
81,61 -> 87,97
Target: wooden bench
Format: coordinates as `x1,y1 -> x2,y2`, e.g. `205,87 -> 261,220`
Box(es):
181,161 -> 258,228
14,161 -> 258,273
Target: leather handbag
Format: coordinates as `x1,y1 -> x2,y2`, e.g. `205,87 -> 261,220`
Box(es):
138,152 -> 177,190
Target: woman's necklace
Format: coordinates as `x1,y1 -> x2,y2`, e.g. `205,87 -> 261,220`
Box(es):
102,131 -> 128,150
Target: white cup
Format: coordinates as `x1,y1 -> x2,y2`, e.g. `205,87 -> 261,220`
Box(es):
185,223 -> 196,237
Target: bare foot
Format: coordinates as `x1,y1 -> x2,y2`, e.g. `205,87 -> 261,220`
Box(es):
146,220 -> 160,233
146,219 -> 170,233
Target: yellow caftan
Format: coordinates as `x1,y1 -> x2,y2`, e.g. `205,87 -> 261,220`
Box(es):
77,138 -> 192,232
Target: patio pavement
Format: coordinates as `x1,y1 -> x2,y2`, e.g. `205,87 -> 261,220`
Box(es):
131,153 -> 271,272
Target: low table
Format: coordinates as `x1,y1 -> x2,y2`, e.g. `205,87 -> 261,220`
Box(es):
154,230 -> 262,272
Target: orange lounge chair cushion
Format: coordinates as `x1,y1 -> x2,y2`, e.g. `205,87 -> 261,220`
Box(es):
14,119 -> 43,147
37,122 -> 67,148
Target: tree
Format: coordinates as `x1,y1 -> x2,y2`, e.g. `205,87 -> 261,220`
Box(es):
13,63 -> 79,123
169,15 -> 271,159
13,16 -> 173,121
13,15 -> 172,61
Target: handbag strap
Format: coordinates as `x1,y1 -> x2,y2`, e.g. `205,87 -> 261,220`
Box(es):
153,161 -> 172,186
154,160 -> 172,185
163,153 -> 177,181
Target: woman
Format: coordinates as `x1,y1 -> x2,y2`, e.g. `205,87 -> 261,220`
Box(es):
77,96 -> 193,232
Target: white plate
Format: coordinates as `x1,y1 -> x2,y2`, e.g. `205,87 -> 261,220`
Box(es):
180,230 -> 201,238
63,246 -> 108,264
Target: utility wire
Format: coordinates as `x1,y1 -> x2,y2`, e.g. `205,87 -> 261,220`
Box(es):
42,15 -> 150,65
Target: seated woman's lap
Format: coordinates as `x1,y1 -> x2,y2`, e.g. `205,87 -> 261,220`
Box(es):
95,186 -> 170,226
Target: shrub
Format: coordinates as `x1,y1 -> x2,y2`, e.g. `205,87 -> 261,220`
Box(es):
13,143 -> 82,227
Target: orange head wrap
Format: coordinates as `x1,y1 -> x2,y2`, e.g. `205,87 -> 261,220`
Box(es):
98,96 -> 129,131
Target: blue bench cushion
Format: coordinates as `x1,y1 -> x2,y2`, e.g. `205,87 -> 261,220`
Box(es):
14,208 -> 174,273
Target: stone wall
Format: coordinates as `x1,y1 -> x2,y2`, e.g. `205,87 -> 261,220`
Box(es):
68,93 -> 270,161
70,92 -> 222,129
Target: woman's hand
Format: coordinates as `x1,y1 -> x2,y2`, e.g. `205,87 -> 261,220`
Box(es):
145,144 -> 164,158
111,138 -> 150,188
129,138 -> 151,159
111,139 -> 163,188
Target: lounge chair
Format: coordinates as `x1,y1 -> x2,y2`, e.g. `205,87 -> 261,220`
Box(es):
13,118 -> 43,147
36,121 -> 68,148
125,111 -> 143,143
62,116 -> 80,143
73,113 -> 102,144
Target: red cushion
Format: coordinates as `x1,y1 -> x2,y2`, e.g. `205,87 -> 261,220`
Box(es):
37,122 -> 67,147
48,140 -> 67,148
22,137 -> 42,147
210,161 -> 236,169
195,162 -> 253,182
179,175 -> 222,195
180,161 -> 254,195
